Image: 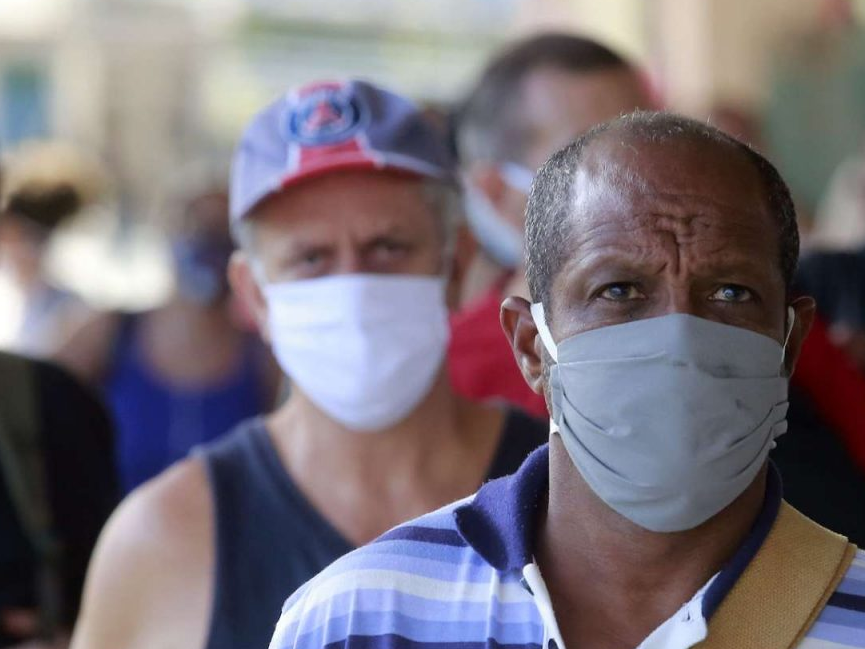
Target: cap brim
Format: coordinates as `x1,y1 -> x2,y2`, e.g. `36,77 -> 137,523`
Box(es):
238,154 -> 449,221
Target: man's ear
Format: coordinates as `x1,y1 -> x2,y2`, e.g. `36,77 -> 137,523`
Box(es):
228,251 -> 271,343
501,295 -> 546,394
784,296 -> 817,376
445,224 -> 478,310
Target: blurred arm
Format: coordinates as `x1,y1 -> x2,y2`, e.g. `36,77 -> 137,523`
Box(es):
69,459 -> 213,649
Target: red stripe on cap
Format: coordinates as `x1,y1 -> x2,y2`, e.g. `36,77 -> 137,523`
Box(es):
297,137 -> 370,169
280,154 -> 423,192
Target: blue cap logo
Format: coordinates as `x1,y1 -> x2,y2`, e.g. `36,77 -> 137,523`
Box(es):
287,86 -> 363,146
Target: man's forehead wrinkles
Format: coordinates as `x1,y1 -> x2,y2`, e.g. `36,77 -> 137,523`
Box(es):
557,242 -> 660,281
564,213 -> 771,272
570,209 -> 767,245
561,237 -> 769,280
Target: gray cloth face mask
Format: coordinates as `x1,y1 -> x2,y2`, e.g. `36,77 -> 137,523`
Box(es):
530,305 -> 793,532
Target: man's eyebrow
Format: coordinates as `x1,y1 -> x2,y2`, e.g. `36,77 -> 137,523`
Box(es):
276,235 -> 333,255
557,248 -> 658,282
695,258 -> 779,280
558,248 -> 776,281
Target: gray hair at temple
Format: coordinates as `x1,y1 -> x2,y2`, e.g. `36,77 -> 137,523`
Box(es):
524,111 -> 800,309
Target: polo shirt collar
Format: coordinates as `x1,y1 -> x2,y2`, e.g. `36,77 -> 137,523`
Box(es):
453,443 -> 783,620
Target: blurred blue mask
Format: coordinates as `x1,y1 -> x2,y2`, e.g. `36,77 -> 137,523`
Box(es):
172,236 -> 234,306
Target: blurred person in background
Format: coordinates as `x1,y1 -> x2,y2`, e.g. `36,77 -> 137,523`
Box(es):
788,249 -> 865,504
811,149 -> 865,249
809,128 -> 865,251
0,142 -> 106,358
797,247 -> 865,372
55,165 -> 280,494
0,153 -> 117,649
70,80 -> 547,649
0,352 -> 117,649
449,33 -> 652,418
764,0 -> 865,233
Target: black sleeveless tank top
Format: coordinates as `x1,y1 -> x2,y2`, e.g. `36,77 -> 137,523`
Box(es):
199,410 -> 547,649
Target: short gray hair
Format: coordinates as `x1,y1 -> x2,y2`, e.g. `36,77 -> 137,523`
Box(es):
525,111 -> 800,309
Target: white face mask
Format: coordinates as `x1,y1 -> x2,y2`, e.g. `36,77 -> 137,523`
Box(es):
264,274 -> 450,432
461,163 -> 534,270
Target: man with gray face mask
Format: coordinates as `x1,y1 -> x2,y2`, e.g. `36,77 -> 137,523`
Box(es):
268,112 -> 864,649
70,79 -> 547,649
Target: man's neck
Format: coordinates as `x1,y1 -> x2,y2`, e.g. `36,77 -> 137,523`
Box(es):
536,437 -> 767,649
266,373 -> 505,545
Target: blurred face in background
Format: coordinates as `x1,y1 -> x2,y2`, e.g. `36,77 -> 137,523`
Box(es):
170,189 -> 235,307
0,213 -> 51,288
520,66 -> 650,168
829,323 -> 865,373
471,66 -> 651,245
229,169 -> 459,431
228,167 -> 460,360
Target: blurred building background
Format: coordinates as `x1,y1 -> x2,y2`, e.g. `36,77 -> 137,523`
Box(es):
1,0 -> 865,327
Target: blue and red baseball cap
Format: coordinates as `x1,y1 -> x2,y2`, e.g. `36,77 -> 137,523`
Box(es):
230,79 -> 455,223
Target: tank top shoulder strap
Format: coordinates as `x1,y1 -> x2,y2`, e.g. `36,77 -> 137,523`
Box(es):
103,313 -> 140,380
195,418 -> 354,649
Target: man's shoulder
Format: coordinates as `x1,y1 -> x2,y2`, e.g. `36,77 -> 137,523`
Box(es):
803,548 -> 865,647
101,457 -> 212,565
269,497 -> 535,649
194,415 -> 267,458
71,459 -> 214,649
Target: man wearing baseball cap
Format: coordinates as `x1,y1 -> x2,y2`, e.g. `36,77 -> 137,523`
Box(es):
70,80 -> 546,649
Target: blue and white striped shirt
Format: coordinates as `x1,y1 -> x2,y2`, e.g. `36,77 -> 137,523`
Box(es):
270,445 -> 865,649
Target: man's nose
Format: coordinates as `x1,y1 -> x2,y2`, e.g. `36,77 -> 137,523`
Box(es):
332,248 -> 365,275
661,287 -> 704,319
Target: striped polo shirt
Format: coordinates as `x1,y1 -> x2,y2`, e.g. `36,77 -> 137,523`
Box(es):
269,445 -> 865,649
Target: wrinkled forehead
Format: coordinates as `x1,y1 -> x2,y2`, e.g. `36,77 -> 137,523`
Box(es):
571,133 -> 774,231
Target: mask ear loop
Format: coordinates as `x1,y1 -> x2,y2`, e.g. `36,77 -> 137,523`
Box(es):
529,302 -> 561,435
781,306 -> 796,366
498,163 -> 534,195
530,302 -> 558,362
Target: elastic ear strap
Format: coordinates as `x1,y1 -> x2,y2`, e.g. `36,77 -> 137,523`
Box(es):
498,163 -> 534,195
782,306 -> 796,364
530,302 -> 558,362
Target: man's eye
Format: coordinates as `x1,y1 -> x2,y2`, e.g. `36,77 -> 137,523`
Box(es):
710,285 -> 753,302
301,251 -> 324,266
599,283 -> 644,301
377,241 -> 402,252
